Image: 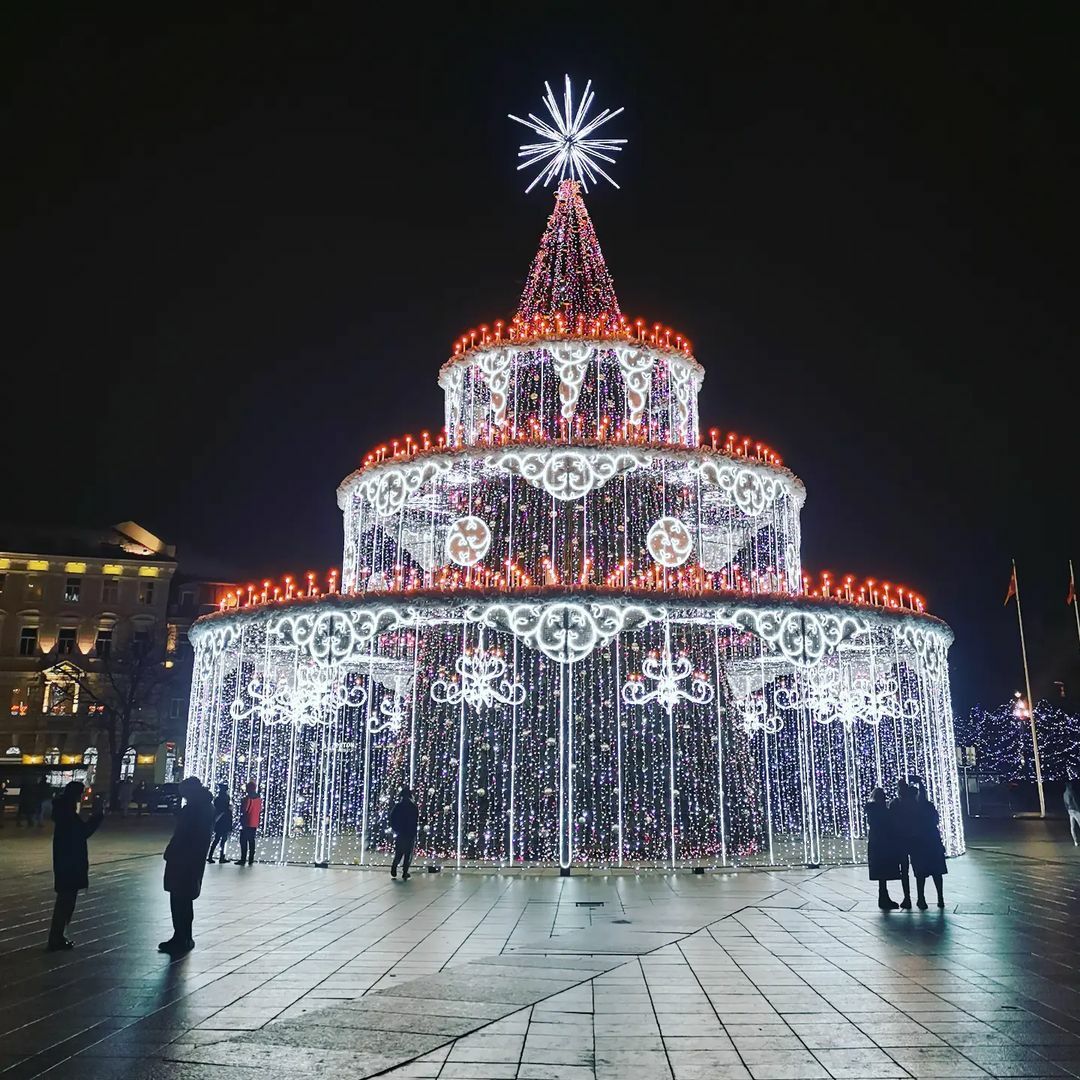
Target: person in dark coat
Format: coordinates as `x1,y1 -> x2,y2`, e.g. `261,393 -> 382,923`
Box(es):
159,777 -> 215,955
206,783 -> 232,864
888,779 -> 919,909
909,776 -> 947,909
17,775 -> 39,826
389,786 -> 419,880
865,788 -> 902,910
34,778 -> 51,825
48,780 -> 104,950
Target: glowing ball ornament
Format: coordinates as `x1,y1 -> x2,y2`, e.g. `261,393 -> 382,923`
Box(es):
646,516 -> 694,567
446,516 -> 492,567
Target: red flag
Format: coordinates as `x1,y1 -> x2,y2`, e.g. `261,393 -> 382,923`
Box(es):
1004,567 -> 1017,606
1068,566 -> 1076,607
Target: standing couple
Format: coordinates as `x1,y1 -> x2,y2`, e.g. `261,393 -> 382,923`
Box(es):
866,776 -> 947,911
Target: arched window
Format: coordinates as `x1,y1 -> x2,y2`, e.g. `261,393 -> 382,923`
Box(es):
120,747 -> 136,781
5,746 -> 20,756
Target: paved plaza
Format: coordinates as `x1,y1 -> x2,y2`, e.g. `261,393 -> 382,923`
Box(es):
2,819 -> 1080,1079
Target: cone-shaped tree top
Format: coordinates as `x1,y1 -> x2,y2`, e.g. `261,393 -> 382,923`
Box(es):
516,179 -> 621,327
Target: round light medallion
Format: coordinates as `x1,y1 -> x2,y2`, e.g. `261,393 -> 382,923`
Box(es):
446,515 -> 492,567
646,516 -> 693,567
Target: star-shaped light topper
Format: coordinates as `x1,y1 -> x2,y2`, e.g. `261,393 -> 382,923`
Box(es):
509,76 -> 627,194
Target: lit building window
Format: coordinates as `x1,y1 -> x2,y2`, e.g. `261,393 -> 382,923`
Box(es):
44,747 -> 61,765
120,747 -> 136,781
101,577 -> 119,604
65,577 -> 81,603
43,672 -> 80,716
138,580 -> 156,606
19,627 -> 38,656
84,746 -> 98,783
10,687 -> 30,716
57,628 -> 77,656
166,623 -> 179,654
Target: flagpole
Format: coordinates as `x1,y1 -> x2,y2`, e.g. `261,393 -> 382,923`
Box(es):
1071,560 -> 1080,654
1013,559 -> 1045,818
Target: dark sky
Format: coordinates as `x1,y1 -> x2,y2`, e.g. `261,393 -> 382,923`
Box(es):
3,4 -> 1077,714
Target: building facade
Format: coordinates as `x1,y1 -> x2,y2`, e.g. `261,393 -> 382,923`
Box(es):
0,522 -> 178,795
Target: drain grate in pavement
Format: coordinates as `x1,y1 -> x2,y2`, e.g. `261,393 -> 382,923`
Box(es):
574,901 -> 605,908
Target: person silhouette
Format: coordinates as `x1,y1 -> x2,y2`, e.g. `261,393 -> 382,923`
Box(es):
207,782 -> 232,864
889,780 -> 918,909
234,781 -> 261,866
865,788 -> 902,909
48,781 -> 104,950
1064,779 -> 1080,846
908,775 -> 947,909
389,786 -> 418,881
159,777 -> 215,955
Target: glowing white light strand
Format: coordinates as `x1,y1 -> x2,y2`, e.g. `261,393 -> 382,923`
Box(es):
621,625 -> 715,866
509,76 -> 627,193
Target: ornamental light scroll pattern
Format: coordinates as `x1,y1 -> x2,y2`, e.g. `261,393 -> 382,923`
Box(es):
667,357 -> 695,433
612,344 -> 653,426
491,447 -> 651,501
621,640 -> 714,716
358,458 -> 452,517
727,606 -> 867,666
898,622 -> 951,676
442,362 -> 465,439
430,647 -> 526,712
270,605 -> 409,667
481,600 -> 658,664
371,690 -> 409,735
550,342 -> 592,421
775,665 -> 921,728
231,663 -> 367,727
727,676 -> 783,736
476,347 -> 513,427
697,459 -> 785,517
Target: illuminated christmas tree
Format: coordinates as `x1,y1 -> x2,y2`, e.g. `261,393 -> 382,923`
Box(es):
957,698 -> 1080,782
516,180 -> 621,327
185,78 -> 963,870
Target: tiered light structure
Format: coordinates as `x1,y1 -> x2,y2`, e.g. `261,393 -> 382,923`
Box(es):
187,94 -> 962,869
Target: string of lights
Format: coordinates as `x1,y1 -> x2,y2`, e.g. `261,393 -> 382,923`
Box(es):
360,431 -> 783,468
218,570 -> 927,614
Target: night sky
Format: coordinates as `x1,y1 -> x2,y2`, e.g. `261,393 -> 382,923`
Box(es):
3,4 -> 1077,714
